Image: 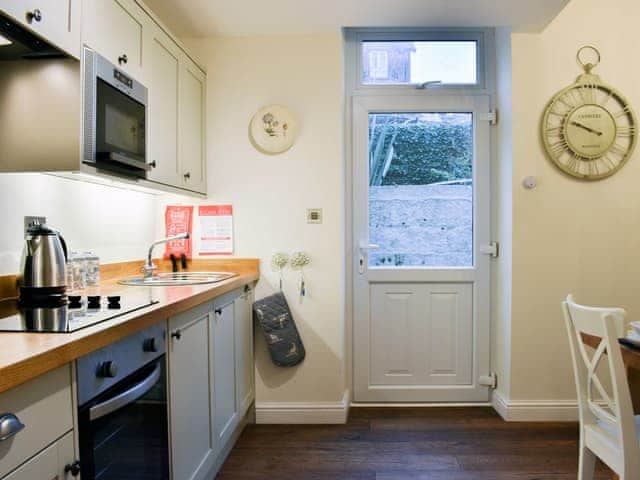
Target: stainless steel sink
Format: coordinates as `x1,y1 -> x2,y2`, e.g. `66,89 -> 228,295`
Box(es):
118,271 -> 237,286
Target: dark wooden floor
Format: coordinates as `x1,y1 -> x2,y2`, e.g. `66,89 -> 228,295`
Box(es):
216,407 -> 615,479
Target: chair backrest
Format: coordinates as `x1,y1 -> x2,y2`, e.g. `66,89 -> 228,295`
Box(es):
562,294 -> 639,472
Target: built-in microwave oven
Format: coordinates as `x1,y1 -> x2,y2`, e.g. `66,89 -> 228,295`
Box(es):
83,48 -> 151,178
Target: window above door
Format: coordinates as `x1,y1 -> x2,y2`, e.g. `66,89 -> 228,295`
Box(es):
350,29 -> 491,92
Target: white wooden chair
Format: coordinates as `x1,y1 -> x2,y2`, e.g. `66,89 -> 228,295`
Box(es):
562,294 -> 640,479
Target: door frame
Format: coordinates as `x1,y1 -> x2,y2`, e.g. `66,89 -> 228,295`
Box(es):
352,94 -> 491,402
343,28 -> 497,404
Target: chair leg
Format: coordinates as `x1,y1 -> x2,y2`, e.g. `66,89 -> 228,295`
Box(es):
578,444 -> 596,480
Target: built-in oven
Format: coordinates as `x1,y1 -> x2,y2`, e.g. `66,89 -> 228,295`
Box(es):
83,47 -> 151,178
77,323 -> 169,479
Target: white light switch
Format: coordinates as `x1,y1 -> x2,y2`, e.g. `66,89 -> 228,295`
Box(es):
307,208 -> 323,224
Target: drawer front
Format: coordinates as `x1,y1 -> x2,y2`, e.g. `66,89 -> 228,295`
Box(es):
3,431 -> 74,480
0,366 -> 73,478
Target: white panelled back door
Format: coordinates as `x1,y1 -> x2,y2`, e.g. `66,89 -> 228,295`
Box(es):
353,94 -> 491,402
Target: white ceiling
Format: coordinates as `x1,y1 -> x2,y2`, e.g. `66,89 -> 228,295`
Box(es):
144,0 -> 571,38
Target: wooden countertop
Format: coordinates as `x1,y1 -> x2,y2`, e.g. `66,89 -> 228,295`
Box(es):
0,258 -> 259,394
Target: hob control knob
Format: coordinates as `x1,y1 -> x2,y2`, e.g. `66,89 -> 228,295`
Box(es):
107,296 -> 121,309
143,337 -> 157,352
68,296 -> 82,308
96,361 -> 118,378
87,296 -> 101,309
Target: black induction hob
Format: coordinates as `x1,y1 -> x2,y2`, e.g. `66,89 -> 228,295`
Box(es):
0,293 -> 159,333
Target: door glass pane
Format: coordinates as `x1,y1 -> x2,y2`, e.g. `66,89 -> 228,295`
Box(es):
362,41 -> 477,85
368,112 -> 473,267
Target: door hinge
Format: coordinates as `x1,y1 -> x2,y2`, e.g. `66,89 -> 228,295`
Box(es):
480,241 -> 499,258
479,373 -> 497,389
480,110 -> 498,125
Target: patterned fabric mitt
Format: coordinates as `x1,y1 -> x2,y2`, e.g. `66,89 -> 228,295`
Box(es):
253,292 -> 306,367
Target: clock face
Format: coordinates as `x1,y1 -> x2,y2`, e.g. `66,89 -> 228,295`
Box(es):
542,80 -> 637,180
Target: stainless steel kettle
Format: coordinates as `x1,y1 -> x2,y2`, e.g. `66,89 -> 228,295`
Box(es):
19,224 -> 68,304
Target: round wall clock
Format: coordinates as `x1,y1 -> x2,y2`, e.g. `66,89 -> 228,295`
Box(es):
541,46 -> 637,180
249,105 -> 298,154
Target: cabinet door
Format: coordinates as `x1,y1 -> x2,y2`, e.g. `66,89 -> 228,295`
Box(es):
212,300 -> 238,449
82,0 -> 147,81
179,58 -> 207,194
3,431 -> 75,480
169,307 -> 214,480
146,25 -> 180,187
234,286 -> 255,417
0,0 -> 80,58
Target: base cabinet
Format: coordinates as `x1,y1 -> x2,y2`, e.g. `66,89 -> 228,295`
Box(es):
168,285 -> 255,480
168,305 -> 215,480
3,432 -> 75,480
212,297 -> 239,450
235,286 -> 255,418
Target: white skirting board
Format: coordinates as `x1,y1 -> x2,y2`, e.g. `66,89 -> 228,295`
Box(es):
492,390 -> 579,422
256,390 -> 350,424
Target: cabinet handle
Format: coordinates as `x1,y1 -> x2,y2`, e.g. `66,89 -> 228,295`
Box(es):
183,172 -> 191,180
214,308 -> 222,315
64,460 -> 81,477
26,9 -> 42,23
118,54 -> 128,65
0,413 -> 25,442
171,330 -> 182,340
149,160 -> 157,168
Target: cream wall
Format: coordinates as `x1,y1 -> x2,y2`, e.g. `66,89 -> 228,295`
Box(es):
164,34 -> 346,404
507,0 -> 640,402
0,174 -> 157,275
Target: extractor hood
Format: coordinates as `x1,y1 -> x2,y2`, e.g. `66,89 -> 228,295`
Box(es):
0,10 -> 67,61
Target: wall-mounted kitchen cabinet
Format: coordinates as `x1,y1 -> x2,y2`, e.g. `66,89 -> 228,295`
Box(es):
0,0 -> 208,197
147,23 -> 181,187
82,0 -> 149,83
147,23 -> 207,195
0,0 -> 81,58
179,57 -> 207,194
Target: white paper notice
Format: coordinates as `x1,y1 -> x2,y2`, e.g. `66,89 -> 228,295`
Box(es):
198,205 -> 233,255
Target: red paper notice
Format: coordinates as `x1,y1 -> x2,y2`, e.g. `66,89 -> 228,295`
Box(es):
164,206 -> 193,259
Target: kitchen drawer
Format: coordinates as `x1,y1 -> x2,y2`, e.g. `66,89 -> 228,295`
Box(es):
2,431 -> 74,480
0,365 -> 73,478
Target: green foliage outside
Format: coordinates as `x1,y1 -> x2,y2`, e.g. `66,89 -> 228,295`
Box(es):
368,113 -> 472,186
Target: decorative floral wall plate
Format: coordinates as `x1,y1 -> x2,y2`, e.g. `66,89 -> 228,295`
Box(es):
249,105 -> 298,154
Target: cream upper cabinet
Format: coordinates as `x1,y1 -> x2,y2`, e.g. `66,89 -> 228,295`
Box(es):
179,58 -> 207,194
146,24 -> 180,187
82,0 -> 148,82
0,0 -> 80,58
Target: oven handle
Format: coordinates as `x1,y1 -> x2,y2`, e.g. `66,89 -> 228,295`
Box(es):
89,362 -> 161,421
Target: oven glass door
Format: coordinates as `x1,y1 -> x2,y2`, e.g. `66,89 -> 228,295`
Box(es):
96,78 -> 146,166
79,357 -> 169,480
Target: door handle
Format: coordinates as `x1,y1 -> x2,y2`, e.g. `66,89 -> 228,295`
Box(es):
89,362 -> 161,421
357,242 -> 379,275
358,242 -> 380,250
